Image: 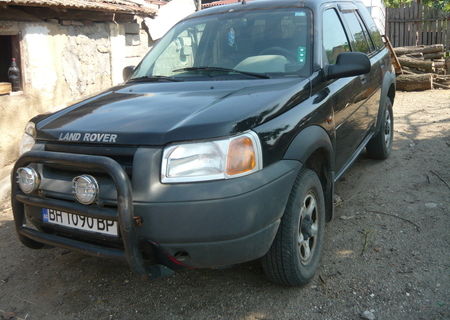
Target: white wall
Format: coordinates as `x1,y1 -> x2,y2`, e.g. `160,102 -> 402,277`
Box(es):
145,0 -> 196,40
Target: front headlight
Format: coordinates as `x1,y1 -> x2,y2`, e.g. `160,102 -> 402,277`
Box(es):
19,122 -> 36,156
161,131 -> 263,183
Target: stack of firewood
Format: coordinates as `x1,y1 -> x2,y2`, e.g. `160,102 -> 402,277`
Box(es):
394,44 -> 450,91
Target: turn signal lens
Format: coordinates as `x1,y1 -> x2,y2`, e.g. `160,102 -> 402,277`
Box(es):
226,137 -> 256,176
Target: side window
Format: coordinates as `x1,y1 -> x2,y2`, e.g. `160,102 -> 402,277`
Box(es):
356,6 -> 384,50
355,11 -> 375,52
342,11 -> 371,54
322,9 -> 351,64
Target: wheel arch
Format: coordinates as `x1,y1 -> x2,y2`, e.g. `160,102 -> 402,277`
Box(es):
283,125 -> 335,222
376,71 -> 396,132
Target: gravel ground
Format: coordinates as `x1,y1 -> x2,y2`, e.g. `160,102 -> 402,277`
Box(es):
0,90 -> 449,320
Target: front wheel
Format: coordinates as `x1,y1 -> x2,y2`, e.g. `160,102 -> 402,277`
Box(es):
262,169 -> 325,286
366,99 -> 394,160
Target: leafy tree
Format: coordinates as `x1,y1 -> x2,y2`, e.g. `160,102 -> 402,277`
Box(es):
384,0 -> 450,11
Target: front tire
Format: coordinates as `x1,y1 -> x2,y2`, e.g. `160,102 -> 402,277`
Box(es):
366,99 -> 394,160
262,169 -> 325,286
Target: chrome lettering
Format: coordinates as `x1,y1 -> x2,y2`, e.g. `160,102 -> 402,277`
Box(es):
58,132 -> 118,143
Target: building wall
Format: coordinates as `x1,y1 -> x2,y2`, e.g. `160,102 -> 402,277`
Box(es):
0,18 -> 152,169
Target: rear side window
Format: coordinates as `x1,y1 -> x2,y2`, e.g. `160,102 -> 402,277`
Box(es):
356,5 -> 384,50
342,11 -> 371,54
322,9 -> 350,64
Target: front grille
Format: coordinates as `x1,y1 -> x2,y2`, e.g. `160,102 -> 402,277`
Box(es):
44,142 -> 136,177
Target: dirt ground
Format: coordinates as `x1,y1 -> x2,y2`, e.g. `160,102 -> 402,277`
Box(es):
0,90 -> 449,320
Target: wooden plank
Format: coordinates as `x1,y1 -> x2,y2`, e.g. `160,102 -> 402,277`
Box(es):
394,8 -> 399,47
410,3 -> 415,46
431,8 -> 437,45
409,4 -> 415,46
399,5 -> 404,47
413,2 -> 419,46
396,7 -> 400,47
418,4 -> 424,45
422,5 -> 427,45
0,82 -> 12,95
438,16 -> 442,47
426,7 -> 431,45
386,8 -> 391,38
445,20 -> 448,48
383,35 -> 403,74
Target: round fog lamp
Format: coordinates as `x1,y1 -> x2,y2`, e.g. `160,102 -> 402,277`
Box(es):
72,175 -> 99,205
16,167 -> 40,194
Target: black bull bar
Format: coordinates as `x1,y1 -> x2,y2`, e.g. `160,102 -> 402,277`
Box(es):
11,151 -> 152,276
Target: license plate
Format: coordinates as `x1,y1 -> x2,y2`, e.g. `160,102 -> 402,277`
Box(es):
42,208 -> 118,236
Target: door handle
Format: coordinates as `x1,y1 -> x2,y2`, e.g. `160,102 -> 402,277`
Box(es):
359,74 -> 368,84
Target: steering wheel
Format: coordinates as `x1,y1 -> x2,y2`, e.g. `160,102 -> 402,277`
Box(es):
259,46 -> 297,62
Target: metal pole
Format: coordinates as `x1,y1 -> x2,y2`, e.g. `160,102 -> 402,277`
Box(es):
197,0 -> 202,11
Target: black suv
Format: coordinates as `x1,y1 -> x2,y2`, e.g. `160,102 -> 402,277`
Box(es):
12,0 -> 395,286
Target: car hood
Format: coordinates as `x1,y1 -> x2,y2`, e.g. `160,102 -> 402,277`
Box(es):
36,78 -> 310,146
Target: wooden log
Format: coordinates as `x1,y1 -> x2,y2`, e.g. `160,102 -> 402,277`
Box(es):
394,44 -> 444,56
433,82 -> 450,90
398,56 -> 435,72
434,77 -> 450,85
402,66 -> 426,74
422,44 -> 445,54
394,46 -> 421,55
402,69 -> 415,75
0,82 -> 12,95
423,52 -> 444,60
396,73 -> 433,91
405,52 -> 424,59
434,75 -> 450,82
434,61 -> 445,69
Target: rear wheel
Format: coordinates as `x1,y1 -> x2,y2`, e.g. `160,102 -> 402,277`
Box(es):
262,168 -> 325,286
366,99 -> 394,160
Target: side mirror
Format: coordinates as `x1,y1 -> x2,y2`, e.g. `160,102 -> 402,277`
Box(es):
325,52 -> 371,80
123,65 -> 135,82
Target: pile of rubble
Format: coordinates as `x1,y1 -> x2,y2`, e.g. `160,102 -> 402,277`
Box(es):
394,44 -> 450,91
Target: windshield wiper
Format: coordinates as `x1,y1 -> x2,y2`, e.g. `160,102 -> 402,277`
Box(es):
172,67 -> 270,79
128,75 -> 182,82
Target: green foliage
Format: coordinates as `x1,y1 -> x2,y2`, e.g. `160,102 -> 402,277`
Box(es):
384,0 -> 450,11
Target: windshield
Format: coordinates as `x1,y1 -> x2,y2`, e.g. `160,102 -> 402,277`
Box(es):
131,8 -> 312,81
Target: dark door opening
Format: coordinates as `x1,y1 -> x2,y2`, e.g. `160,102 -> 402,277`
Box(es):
0,36 -> 13,82
0,35 -> 22,89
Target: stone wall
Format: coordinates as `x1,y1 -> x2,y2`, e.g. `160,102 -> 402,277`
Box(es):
0,18 -> 152,171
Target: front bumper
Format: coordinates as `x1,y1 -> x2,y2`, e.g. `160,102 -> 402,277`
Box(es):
11,149 -> 300,274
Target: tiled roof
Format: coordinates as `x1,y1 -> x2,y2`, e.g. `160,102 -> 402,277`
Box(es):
0,0 -> 157,15
202,0 -> 240,8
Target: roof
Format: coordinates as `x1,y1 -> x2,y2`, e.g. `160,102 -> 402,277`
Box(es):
0,0 -> 157,16
193,0 -> 363,18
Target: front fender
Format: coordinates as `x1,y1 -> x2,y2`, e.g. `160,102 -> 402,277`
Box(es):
283,125 -> 334,170
283,125 -> 335,221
